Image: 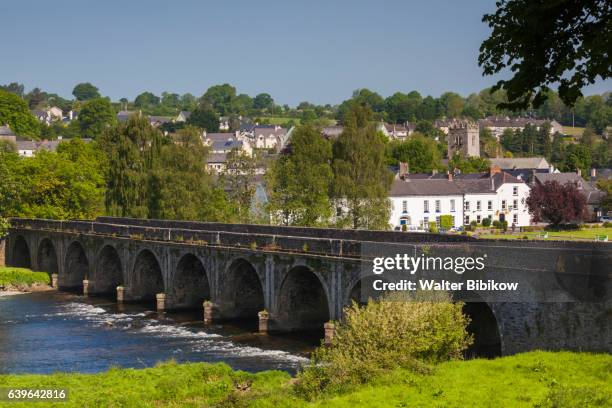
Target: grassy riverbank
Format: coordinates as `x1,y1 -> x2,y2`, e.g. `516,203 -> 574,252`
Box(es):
0,267 -> 50,290
0,351 -> 609,407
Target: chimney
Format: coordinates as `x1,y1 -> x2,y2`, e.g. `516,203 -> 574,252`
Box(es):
399,162 -> 409,179
489,164 -> 502,177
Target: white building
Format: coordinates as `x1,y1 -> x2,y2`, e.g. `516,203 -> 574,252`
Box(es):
389,168 -> 531,230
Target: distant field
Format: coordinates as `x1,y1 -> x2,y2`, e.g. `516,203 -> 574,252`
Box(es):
563,126 -> 585,137
260,116 -> 301,125
479,227 -> 611,241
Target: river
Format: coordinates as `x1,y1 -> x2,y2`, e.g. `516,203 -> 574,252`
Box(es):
0,291 -> 316,375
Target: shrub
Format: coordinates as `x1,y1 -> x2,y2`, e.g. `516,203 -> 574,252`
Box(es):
604,222 -> 612,228
294,291 -> 472,399
401,224 -> 408,232
439,215 -> 454,230
428,221 -> 438,234
482,217 -> 491,227
501,220 -> 508,231
492,220 -> 501,229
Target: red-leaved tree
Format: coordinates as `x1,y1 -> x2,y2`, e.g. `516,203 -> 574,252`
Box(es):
526,181 -> 587,226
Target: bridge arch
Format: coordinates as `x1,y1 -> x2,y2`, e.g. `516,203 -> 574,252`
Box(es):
12,235 -> 31,268
93,245 -> 124,295
218,257 -> 264,320
58,241 -> 89,289
459,293 -> 502,358
171,253 -> 210,309
277,265 -> 330,332
345,275 -> 387,308
62,241 -> 89,290
131,249 -> 164,301
37,238 -> 58,276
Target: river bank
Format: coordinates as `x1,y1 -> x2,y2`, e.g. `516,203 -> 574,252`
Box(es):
0,267 -> 53,295
0,351 -> 609,407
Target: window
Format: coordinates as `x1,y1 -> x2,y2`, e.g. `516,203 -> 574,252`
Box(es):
424,200 -> 429,213
402,200 -> 407,213
464,201 -> 470,211
423,217 -> 429,228
436,216 -> 441,227
477,215 -> 481,224
513,199 -> 518,210
435,200 -> 441,213
513,214 -> 518,224
513,186 -> 518,196
336,207 -> 342,217
476,201 -> 481,211
464,215 -> 470,225
488,200 -> 493,210
501,200 -> 507,210
450,199 -> 456,212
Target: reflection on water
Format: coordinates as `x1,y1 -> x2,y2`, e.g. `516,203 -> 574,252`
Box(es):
0,291 -> 317,375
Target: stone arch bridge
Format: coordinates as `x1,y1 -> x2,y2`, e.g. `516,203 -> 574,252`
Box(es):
5,217 -> 611,356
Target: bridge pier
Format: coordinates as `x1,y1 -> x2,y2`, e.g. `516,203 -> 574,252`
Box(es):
116,286 -> 125,302
156,293 -> 166,311
82,279 -> 90,296
51,274 -> 58,288
258,310 -> 269,333
203,300 -> 219,324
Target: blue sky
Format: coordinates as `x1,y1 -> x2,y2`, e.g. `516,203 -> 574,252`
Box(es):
1,0 -> 609,106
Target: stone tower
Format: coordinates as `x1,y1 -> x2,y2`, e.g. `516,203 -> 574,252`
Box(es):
447,121 -> 480,158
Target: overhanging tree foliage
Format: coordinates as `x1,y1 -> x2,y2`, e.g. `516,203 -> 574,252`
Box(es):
479,0 -> 611,109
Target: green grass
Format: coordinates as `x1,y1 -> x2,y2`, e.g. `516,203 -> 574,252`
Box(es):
563,126 -> 585,137
479,227 -> 612,241
0,267 -> 50,287
0,352 -> 609,407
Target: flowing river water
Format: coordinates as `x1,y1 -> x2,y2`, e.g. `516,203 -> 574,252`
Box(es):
0,291 -> 316,375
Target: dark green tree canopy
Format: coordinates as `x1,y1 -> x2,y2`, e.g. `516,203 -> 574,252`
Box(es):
187,104 -> 220,132
479,0 -> 611,109
253,93 -> 274,111
0,90 -> 40,137
78,98 -> 116,139
201,84 -> 236,116
134,91 -> 161,107
72,82 -> 101,101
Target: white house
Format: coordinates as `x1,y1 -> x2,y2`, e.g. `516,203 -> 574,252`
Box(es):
389,168 -> 531,230
390,176 -> 464,230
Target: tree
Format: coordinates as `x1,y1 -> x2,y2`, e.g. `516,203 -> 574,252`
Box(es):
439,92 -> 465,118
479,0 -> 611,109
221,149 -> 258,222
0,89 -> 40,137
267,125 -> 333,226
100,115 -> 163,218
201,84 -> 237,116
390,133 -> 441,173
597,179 -> 612,214
26,87 -> 46,109
449,154 -> 491,174
561,144 -> 592,176
253,93 -> 274,111
72,82 -> 101,101
0,139 -> 106,219
78,98 -> 116,139
147,127 -> 232,221
187,104 -> 220,132
134,91 -> 161,108
526,180 -> 587,226
0,82 -> 25,97
332,103 -> 392,230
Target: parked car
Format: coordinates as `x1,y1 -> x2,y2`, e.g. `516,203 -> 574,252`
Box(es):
600,215 -> 612,223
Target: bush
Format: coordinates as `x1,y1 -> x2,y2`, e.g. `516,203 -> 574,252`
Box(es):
439,215 -> 454,230
492,220 -> 501,229
294,292 -> 472,399
428,221 -> 438,234
501,220 -> 508,231
482,217 -> 491,227
401,224 -> 407,232
604,222 -> 612,228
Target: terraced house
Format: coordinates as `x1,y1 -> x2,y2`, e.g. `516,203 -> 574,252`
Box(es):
389,166 -> 531,230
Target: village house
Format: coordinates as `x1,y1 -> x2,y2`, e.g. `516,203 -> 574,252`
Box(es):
389,165 -> 531,230
478,116 -> 563,139
32,106 -> 63,125
175,111 -> 191,122
378,122 -> 416,140
203,132 -> 253,156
